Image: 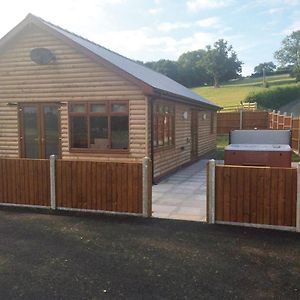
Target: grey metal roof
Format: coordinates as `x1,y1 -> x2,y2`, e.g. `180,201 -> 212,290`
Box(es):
35,15 -> 219,109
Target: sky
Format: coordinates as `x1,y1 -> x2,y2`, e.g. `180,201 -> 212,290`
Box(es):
0,0 -> 299,76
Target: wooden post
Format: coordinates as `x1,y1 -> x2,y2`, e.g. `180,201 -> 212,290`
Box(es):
298,116 -> 300,154
142,157 -> 151,217
297,163 -> 300,232
207,159 -> 216,224
50,155 -> 56,210
239,109 -> 243,129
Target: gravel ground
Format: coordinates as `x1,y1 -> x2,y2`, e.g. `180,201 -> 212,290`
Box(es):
0,208 -> 299,299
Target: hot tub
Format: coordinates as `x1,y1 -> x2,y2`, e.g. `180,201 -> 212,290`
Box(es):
224,144 -> 291,167
224,130 -> 292,167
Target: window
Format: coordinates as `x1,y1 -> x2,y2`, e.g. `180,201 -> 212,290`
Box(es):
153,101 -> 174,148
69,101 -> 129,150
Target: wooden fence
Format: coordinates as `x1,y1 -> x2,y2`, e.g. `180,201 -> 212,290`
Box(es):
207,161 -> 300,232
56,160 -> 143,214
217,111 -> 269,134
269,111 -> 300,153
0,159 -> 50,207
0,157 -> 151,216
222,102 -> 257,112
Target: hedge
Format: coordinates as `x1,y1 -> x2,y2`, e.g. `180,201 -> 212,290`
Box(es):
245,85 -> 300,110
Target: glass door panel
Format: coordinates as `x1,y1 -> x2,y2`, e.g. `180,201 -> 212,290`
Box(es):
23,106 -> 39,158
43,105 -> 59,158
20,103 -> 60,159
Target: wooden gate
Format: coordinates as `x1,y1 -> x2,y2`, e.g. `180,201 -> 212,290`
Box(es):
207,161 -> 300,232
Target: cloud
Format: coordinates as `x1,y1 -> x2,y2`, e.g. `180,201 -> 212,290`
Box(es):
283,0 -> 300,5
92,27 -> 215,61
148,7 -> 163,15
187,0 -> 233,11
283,20 -> 300,35
157,22 -> 191,32
267,7 -> 283,14
196,17 -> 220,28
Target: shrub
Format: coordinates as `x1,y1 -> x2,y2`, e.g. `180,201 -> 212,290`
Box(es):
245,85 -> 300,109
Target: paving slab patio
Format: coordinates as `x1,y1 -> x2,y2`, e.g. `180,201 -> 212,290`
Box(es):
152,159 -> 208,222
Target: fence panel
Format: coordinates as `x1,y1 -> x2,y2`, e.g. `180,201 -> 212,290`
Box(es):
217,111 -> 269,134
215,165 -> 297,227
55,160 -> 143,214
292,118 -> 300,153
0,158 -> 50,206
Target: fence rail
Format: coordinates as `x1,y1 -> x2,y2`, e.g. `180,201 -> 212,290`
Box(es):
222,102 -> 257,112
207,161 -> 300,232
0,157 -> 152,216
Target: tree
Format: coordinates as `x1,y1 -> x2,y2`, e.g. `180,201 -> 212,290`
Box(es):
144,59 -> 179,82
254,62 -> 276,75
177,50 -> 211,87
274,30 -> 300,81
200,39 -> 242,88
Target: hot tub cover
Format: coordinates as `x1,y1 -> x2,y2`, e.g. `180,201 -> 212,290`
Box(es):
225,144 -> 291,151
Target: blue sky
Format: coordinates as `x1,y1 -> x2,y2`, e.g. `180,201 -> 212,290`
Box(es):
0,0 -> 299,75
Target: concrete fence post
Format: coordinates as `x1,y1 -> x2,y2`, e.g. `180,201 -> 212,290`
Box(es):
239,109 -> 243,129
50,155 -> 56,210
207,159 -> 216,224
142,157 -> 151,217
297,163 -> 300,232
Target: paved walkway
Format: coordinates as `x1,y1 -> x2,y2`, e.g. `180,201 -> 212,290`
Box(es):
152,160 -> 207,222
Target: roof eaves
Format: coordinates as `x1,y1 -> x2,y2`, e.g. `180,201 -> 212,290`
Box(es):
153,88 -> 221,110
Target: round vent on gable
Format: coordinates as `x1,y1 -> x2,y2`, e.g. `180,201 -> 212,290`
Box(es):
30,48 -> 55,65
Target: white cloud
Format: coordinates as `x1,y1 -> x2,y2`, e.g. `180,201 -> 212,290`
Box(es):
157,22 -> 191,32
187,0 -> 233,11
196,17 -> 220,28
267,7 -> 283,14
91,27 -> 215,61
283,0 -> 300,5
283,20 -> 300,34
148,7 -> 162,15
0,0 -> 127,40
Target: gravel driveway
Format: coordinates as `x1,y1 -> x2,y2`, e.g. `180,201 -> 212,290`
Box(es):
0,209 -> 299,299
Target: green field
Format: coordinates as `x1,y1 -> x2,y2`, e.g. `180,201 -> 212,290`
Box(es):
193,74 -> 298,108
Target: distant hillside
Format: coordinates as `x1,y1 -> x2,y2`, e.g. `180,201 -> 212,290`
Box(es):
192,74 -> 298,108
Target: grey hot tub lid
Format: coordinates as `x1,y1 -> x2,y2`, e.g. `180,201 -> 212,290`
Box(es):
225,144 -> 291,151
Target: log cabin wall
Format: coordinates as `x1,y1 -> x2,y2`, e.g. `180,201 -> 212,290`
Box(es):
197,110 -> 217,156
153,99 -> 216,180
0,24 -> 147,162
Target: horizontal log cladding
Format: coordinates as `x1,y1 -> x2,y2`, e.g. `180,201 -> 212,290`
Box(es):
0,24 -> 147,161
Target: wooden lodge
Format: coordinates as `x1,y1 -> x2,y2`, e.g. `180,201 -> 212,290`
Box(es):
0,14 -> 220,182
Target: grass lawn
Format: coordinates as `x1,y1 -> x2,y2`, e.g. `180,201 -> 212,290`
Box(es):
0,209 -> 299,299
193,74 -> 298,108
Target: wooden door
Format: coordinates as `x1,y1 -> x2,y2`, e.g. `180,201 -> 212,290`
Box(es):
19,103 -> 60,159
191,110 -> 198,159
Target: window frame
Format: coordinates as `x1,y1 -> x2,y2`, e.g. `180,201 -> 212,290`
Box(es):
153,101 -> 175,150
68,100 -> 129,153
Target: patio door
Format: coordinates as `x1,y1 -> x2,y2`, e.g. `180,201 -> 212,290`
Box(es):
19,103 -> 60,159
191,110 -> 198,159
